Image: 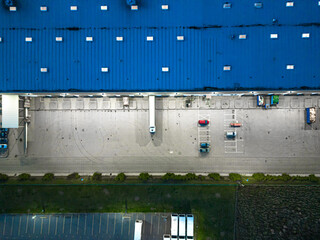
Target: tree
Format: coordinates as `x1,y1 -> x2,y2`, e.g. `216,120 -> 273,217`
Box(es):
42,173 -> 54,181
139,173 -> 151,182
18,173 -> 31,181
67,172 -> 80,180
92,172 -> 102,181
115,173 -> 126,182
229,173 -> 241,182
208,173 -> 220,181
0,173 -> 9,182
252,173 -> 265,182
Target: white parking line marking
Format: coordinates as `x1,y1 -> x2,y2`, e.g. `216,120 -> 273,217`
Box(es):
55,217 -> 58,235
40,218 -> 43,234
99,214 -> 101,234
106,213 -> 109,233
10,216 -> 14,235
77,215 -> 80,235
25,216 -> 29,233
18,216 -> 21,236
157,214 -> 160,234
150,215 -> 153,234
92,214 -> 94,235
62,216 -> 65,234
113,214 -> 116,235
48,216 -> 51,235
84,215 -> 87,235
32,217 -> 35,234
70,215 -> 73,234
3,215 -> 6,235
120,215 -> 124,235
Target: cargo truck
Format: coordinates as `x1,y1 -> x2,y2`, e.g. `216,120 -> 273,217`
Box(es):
149,96 -> 156,133
171,214 -> 179,240
186,214 -> 194,240
134,220 -> 143,240
306,107 -> 316,124
178,214 -> 186,239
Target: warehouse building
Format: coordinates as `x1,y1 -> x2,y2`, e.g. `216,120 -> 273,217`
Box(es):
0,0 -> 319,93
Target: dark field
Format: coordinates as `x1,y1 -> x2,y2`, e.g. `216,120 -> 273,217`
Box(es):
236,186 -> 320,240
0,185 -> 236,240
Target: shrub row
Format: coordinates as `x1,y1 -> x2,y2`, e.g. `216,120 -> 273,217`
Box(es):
252,173 -> 319,182
0,172 -> 318,183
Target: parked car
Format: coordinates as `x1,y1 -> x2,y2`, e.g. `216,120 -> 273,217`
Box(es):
200,143 -> 210,148
198,120 -> 209,126
199,148 -> 210,153
226,131 -> 237,138
230,122 -> 241,127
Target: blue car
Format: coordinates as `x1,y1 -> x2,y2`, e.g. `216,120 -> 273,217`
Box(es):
199,148 -> 210,153
200,143 -> 210,148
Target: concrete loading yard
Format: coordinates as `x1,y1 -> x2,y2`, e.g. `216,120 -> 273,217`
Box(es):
0,94 -> 319,175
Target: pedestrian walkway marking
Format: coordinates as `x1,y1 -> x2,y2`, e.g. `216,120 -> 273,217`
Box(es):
70,215 -> 73,234
18,216 -> 21,236
106,213 -> 109,234
3,215 -> 6,235
98,214 -> 101,234
48,216 -> 51,235
92,214 -> 94,235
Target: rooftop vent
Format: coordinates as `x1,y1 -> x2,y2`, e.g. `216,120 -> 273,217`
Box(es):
254,2 -> 263,8
146,36 -> 154,41
286,65 -> 294,70
40,68 -> 48,73
223,65 -> 231,71
86,37 -> 93,42
9,6 -> 17,11
286,2 -> 294,7
162,5 -> 169,10
101,67 -> 109,72
239,34 -> 247,39
25,37 -> 32,42
101,6 -> 108,11
131,5 -> 138,10
270,34 -> 278,39
56,37 -> 63,42
70,6 -> 77,11
162,67 -> 169,72
177,36 -> 184,41
223,3 -> 231,9
116,36 -> 124,41
302,33 -> 310,38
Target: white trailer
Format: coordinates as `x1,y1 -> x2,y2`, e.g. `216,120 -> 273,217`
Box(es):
134,220 -> 143,240
149,96 -> 156,133
178,214 -> 186,239
171,214 -> 179,239
186,214 -> 194,239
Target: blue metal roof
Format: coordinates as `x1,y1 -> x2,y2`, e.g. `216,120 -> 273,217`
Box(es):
0,0 -> 320,92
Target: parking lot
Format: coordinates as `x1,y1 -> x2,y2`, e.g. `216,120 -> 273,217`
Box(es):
0,95 -> 319,174
0,213 -> 171,240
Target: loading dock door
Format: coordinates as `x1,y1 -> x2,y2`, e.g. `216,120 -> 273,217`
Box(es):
2,95 -> 19,128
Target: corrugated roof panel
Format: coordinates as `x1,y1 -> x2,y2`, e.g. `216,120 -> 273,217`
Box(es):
1,0 -> 319,28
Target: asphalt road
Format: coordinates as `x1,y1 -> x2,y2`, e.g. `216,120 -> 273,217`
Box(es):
0,95 -> 319,175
